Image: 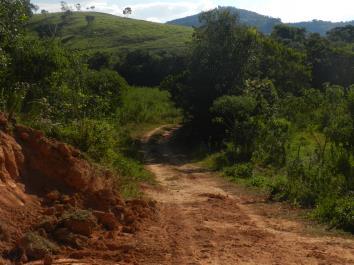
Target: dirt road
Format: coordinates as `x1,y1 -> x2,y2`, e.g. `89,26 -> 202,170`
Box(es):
134,126 -> 354,265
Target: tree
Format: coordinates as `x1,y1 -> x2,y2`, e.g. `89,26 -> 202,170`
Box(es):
271,24 -> 307,50
75,3 -> 81,11
305,33 -> 354,88
60,1 -> 69,12
123,7 -> 132,16
0,0 -> 32,46
257,37 -> 311,96
0,0 -> 34,117
85,15 -> 95,27
87,52 -> 109,70
41,9 -> 48,15
211,95 -> 258,161
31,4 -> 39,14
172,8 -> 257,129
327,25 -> 354,43
90,6 -> 95,11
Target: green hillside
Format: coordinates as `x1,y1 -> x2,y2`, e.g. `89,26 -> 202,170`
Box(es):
27,12 -> 193,58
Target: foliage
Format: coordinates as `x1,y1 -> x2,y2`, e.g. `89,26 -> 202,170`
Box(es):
22,232 -> 59,257
313,196 -> 354,232
117,86 -> 180,125
164,8 -> 354,232
3,1 -> 354,233
327,25 -> 354,43
116,50 -> 187,86
271,24 -> 307,49
224,163 -> 253,179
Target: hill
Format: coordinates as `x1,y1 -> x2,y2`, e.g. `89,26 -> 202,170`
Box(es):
167,7 -> 281,34
290,20 -> 354,35
167,6 -> 354,35
27,12 -> 193,58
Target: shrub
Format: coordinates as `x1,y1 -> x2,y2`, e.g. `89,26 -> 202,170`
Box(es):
268,175 -> 289,201
50,119 -> 117,164
224,163 -> 253,179
20,232 -> 59,260
313,196 -> 354,233
117,86 -> 180,125
246,175 -> 269,188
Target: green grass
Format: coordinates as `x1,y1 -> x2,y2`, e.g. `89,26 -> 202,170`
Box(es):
27,12 -> 193,59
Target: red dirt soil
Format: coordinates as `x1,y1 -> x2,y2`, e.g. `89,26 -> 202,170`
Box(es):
0,114 -> 154,265
133,126 -> 354,265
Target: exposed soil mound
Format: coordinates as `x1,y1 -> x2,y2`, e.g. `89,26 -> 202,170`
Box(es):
0,114 -> 155,264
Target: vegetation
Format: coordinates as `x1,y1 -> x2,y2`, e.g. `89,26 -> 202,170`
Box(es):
0,1 -> 181,199
1,2 -> 353,233
27,12 -> 192,58
163,8 -> 354,233
26,11 -> 192,86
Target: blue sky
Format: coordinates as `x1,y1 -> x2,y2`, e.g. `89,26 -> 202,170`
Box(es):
33,0 -> 354,23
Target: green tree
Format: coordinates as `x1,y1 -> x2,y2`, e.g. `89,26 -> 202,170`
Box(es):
211,95 -> 257,161
173,8 -> 257,131
271,24 -> 307,50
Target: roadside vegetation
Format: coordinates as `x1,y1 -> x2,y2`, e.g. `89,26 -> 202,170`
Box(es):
1,2 -> 353,232
162,9 -> 354,232
0,0 -> 181,198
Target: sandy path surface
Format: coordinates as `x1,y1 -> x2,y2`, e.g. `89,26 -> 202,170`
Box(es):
134,126 -> 354,265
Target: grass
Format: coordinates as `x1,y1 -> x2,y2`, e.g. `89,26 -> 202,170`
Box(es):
27,12 -> 193,59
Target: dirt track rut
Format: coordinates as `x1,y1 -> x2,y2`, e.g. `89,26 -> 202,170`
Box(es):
134,126 -> 354,265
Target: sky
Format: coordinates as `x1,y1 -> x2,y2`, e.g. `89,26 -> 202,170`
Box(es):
32,0 -> 354,23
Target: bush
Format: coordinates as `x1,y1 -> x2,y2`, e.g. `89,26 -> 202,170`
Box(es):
20,232 -> 59,260
268,175 -> 289,201
117,86 -> 180,125
246,175 -> 270,188
50,119 -> 118,164
224,163 -> 253,179
313,196 -> 354,233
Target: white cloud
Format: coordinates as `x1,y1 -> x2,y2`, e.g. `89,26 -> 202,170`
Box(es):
36,0 -> 217,23
236,0 -> 354,22
34,0 -> 354,23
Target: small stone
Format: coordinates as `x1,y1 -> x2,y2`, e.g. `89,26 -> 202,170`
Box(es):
43,254 -> 53,265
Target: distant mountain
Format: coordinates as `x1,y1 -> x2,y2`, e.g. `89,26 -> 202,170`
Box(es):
167,7 -> 354,35
167,7 -> 281,34
289,20 -> 354,35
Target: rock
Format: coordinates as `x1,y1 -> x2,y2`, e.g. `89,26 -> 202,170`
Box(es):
58,143 -> 72,158
61,195 -> 71,204
38,217 -> 57,233
53,228 -> 73,243
123,209 -> 135,225
86,189 -> 119,212
122,226 -> 135,234
61,210 -> 96,236
93,211 -> 118,230
54,204 -> 65,215
43,255 -> 53,265
0,222 -> 10,242
53,228 -> 87,248
65,219 -> 94,236
0,131 -> 24,182
43,207 -> 55,216
46,191 -> 60,202
105,242 -> 120,251
19,132 -> 30,141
